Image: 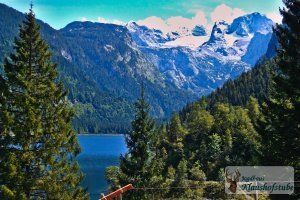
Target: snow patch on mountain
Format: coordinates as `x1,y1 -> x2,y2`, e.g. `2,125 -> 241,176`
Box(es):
104,44 -> 115,52
126,21 -> 168,47
126,21 -> 209,49
164,35 -> 209,49
61,49 -> 72,61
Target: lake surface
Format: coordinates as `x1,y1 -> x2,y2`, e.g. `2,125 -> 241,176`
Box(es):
77,135 -> 127,200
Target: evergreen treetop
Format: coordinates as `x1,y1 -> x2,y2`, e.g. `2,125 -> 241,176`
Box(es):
262,0 -> 300,198
118,86 -> 156,199
0,6 -> 88,199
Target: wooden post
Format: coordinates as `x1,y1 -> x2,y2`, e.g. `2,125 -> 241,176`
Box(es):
100,184 -> 134,200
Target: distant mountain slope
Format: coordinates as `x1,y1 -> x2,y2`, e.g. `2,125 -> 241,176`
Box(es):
265,33 -> 279,58
179,58 -> 275,122
59,21 -> 197,117
0,3 -> 196,134
206,59 -> 274,107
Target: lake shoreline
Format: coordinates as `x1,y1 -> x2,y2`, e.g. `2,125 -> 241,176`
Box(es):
77,135 -> 127,200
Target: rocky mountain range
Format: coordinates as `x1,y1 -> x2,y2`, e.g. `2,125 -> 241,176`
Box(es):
0,3 -> 276,133
126,12 -> 274,95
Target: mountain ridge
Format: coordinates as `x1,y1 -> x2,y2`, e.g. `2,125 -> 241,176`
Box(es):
0,3 -> 278,133
126,12 -> 274,96
0,3 -> 196,134
55,13 -> 274,105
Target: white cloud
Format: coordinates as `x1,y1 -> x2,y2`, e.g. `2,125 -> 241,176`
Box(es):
111,20 -> 125,25
97,17 -> 109,23
136,4 -> 248,35
80,17 -> 87,22
210,4 -> 246,23
168,11 -> 208,30
97,17 -> 125,25
266,12 -> 282,24
137,10 -> 209,35
79,16 -> 124,25
137,16 -> 169,33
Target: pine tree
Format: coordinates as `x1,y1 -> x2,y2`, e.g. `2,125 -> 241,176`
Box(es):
0,6 -> 88,199
119,86 -> 155,199
164,113 -> 187,168
262,0 -> 300,198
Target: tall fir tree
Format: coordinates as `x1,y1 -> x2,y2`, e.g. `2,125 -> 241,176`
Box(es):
118,86 -> 155,199
262,0 -> 300,198
164,113 -> 187,169
0,6 -> 88,199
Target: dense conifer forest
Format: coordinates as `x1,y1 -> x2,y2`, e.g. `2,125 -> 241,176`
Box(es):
106,1 -> 300,199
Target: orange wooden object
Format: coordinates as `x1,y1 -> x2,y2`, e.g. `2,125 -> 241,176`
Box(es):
100,184 -> 134,200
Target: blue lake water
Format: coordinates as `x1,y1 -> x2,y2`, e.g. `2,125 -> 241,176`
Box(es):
77,135 -> 127,200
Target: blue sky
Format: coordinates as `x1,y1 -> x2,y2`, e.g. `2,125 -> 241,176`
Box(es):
0,0 -> 284,29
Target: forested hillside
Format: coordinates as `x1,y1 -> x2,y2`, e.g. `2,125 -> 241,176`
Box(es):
207,59 -> 274,106
178,58 -> 274,122
0,3 -> 196,134
107,87 -> 265,199
106,0 -> 299,199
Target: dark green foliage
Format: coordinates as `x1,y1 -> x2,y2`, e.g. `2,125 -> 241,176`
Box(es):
207,59 -> 273,107
0,3 -> 134,134
163,113 -> 187,169
184,102 -> 261,180
105,1 -> 300,197
0,7 -> 88,199
203,182 -> 226,200
261,0 -> 300,198
121,87 -> 154,173
116,87 -> 157,199
107,1 -> 299,198
106,96 -> 261,199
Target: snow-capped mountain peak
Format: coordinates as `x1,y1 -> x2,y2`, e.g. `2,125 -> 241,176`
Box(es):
208,21 -> 229,43
192,25 -> 207,36
125,21 -> 210,49
228,12 -> 274,36
199,13 -> 273,61
125,21 -> 168,47
124,12 -> 275,95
